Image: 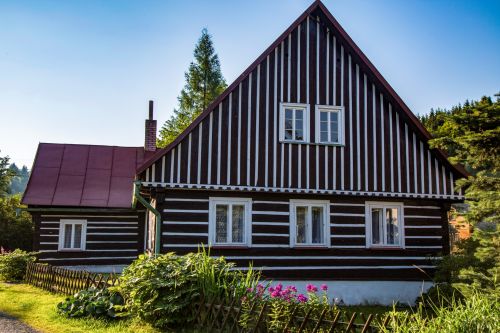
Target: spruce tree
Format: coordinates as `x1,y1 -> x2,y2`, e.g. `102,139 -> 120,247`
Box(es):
158,29 -> 227,147
425,93 -> 500,298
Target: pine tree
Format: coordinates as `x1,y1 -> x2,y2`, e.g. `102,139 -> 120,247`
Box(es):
158,29 -> 227,147
0,152 -> 15,197
425,93 -> 500,298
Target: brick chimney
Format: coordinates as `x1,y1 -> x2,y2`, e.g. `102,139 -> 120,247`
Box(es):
145,100 -> 157,152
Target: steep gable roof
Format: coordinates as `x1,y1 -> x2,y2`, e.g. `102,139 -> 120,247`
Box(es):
137,0 -> 467,178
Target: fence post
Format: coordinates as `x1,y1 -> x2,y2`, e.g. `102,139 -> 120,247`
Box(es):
361,314 -> 373,333
312,308 -> 328,333
297,308 -> 313,333
345,313 -> 357,332
251,303 -> 267,333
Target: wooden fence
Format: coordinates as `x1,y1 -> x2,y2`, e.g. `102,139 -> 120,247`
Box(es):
194,297 -> 392,333
24,262 -> 120,295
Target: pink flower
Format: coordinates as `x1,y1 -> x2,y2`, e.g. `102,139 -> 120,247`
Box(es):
320,284 -> 328,291
275,283 -> 283,292
247,287 -> 253,293
297,294 -> 308,303
268,286 -> 275,293
288,285 -> 297,293
306,284 -> 318,293
271,290 -> 280,298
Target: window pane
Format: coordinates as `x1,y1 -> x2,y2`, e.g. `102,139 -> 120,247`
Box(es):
296,207 -> 307,244
320,121 -> 328,132
73,224 -> 82,249
371,208 -> 383,245
331,112 -> 338,122
311,207 -> 324,244
295,120 -> 303,131
331,131 -> 339,143
64,224 -> 72,248
295,129 -> 304,141
232,205 -> 245,243
330,120 -> 338,133
320,111 -> 328,121
285,119 -> 293,130
285,109 -> 293,120
295,110 -> 303,120
386,208 -> 399,245
285,129 -> 293,140
320,131 -> 329,142
215,205 -> 228,243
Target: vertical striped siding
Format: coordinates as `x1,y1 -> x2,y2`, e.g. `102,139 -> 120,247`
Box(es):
145,16 -> 462,199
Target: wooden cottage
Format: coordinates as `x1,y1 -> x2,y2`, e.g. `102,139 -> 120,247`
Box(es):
23,1 -> 467,304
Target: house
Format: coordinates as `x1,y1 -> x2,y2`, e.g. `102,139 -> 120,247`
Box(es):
23,1 -> 467,304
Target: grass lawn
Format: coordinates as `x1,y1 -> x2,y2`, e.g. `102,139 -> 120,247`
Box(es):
0,283 -> 160,333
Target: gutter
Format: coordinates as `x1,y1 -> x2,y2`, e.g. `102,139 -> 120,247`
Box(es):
132,181 -> 161,254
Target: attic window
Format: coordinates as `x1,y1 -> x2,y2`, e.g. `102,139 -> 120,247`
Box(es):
58,220 -> 87,251
315,105 -> 344,144
280,103 -> 310,143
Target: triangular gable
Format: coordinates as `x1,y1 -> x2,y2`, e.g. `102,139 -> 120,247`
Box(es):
137,0 -> 466,200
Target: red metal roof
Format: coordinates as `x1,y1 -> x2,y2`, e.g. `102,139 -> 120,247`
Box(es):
22,143 -> 152,208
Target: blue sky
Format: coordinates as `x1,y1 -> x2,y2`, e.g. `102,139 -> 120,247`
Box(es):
1,0 -> 499,167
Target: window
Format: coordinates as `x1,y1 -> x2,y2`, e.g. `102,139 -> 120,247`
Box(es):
365,202 -> 404,248
280,103 -> 309,143
58,220 -> 86,251
315,105 -> 344,144
209,198 -> 251,246
290,200 -> 330,247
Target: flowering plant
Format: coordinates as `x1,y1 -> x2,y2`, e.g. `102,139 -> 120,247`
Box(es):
239,282 -> 333,331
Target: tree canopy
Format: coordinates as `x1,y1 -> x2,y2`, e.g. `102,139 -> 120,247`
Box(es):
157,28 -> 227,147
422,93 -> 500,298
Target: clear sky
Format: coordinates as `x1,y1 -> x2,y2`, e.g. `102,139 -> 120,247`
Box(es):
1,0 -> 499,167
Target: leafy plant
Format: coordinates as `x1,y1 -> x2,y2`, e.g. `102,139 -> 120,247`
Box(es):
0,249 -> 36,282
57,287 -> 125,319
118,249 -> 259,330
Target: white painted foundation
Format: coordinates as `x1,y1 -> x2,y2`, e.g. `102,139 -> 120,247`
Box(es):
64,265 -> 127,273
264,280 -> 433,306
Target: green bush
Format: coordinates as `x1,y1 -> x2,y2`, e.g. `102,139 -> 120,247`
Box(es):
0,249 -> 36,282
118,249 -> 260,330
57,287 -> 125,319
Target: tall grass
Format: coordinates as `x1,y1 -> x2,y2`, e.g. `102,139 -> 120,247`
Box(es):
189,246 -> 261,302
380,291 -> 499,333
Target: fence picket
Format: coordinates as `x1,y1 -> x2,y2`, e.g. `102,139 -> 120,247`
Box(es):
24,263 -> 119,296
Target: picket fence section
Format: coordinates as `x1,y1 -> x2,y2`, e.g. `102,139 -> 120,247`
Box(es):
24,262 -> 120,295
195,297 -> 391,333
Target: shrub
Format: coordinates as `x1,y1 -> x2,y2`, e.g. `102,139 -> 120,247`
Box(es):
118,249 -> 260,330
57,287 -> 125,318
0,249 -> 36,282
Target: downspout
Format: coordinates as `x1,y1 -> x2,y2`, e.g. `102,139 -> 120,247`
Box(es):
132,181 -> 161,255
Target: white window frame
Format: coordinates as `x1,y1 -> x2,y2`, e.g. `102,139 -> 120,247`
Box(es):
209,197 -> 252,247
365,202 -> 405,249
279,102 -> 310,143
58,219 -> 87,251
315,105 -> 345,145
290,199 -> 330,247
